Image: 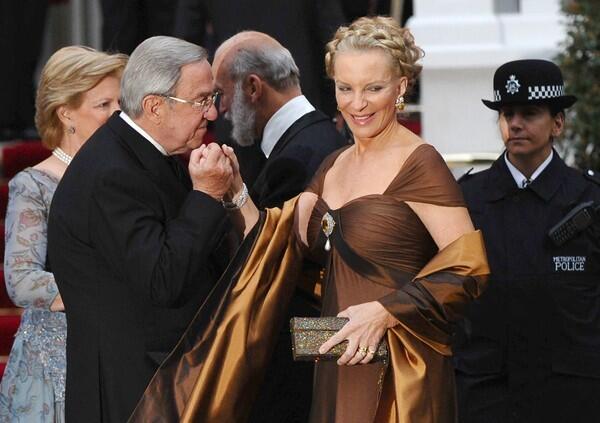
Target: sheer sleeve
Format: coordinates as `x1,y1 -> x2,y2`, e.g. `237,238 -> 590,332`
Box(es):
4,171 -> 59,309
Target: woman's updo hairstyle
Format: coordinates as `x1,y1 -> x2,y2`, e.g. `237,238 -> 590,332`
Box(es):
325,16 -> 424,94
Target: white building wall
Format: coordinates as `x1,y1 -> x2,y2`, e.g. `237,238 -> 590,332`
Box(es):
408,0 -> 565,154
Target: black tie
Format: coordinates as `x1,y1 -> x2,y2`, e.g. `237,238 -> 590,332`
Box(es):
522,178 -> 531,188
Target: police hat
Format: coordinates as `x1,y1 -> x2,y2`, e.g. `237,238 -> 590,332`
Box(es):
482,59 -> 577,111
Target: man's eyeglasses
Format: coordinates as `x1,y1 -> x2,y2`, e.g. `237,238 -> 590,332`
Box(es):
162,92 -> 219,112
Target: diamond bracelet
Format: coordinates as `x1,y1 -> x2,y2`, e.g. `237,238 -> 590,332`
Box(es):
222,183 -> 249,210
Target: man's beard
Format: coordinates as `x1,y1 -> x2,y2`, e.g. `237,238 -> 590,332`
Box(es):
226,81 -> 257,147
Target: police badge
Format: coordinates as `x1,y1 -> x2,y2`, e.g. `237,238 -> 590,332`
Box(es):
505,74 -> 521,95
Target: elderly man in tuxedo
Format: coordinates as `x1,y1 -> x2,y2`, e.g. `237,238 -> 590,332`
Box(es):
48,36 -> 232,422
212,31 -> 346,422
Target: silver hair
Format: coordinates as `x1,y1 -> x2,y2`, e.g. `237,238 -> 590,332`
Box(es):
120,36 -> 208,118
227,80 -> 257,146
228,44 -> 300,91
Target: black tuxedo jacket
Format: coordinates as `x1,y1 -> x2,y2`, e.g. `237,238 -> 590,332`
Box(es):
47,113 -> 228,422
247,109 -> 347,209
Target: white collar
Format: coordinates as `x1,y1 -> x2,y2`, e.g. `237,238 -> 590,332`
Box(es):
260,95 -> 315,158
504,150 -> 553,188
120,111 -> 168,156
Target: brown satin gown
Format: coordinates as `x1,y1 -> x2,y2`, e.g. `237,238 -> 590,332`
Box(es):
305,143 -> 465,423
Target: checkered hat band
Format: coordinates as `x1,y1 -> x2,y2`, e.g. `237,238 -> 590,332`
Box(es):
527,85 -> 565,100
494,90 -> 501,101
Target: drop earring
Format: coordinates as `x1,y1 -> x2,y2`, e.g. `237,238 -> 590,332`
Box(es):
67,126 -> 76,135
394,95 -> 405,112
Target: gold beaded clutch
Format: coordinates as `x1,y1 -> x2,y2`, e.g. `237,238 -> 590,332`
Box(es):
290,317 -> 388,362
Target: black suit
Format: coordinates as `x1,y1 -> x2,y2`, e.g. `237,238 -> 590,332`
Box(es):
248,110 -> 347,209
47,113 -> 228,422
243,109 -> 346,423
173,0 -> 345,117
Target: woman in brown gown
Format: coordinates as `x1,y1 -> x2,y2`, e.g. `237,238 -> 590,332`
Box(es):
129,17 -> 489,423
304,144 -> 471,423
291,16 -> 488,422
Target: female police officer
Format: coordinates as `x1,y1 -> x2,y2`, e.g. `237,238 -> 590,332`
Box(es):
453,59 -> 600,423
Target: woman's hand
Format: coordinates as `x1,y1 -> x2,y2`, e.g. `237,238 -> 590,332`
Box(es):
50,293 -> 65,312
221,144 -> 243,201
319,301 -> 399,365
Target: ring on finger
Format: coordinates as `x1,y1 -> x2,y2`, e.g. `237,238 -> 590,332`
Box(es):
358,346 -> 368,355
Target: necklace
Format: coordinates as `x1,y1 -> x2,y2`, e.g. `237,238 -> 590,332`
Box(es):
52,147 -> 73,165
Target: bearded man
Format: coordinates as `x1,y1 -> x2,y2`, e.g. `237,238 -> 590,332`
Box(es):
212,31 -> 346,210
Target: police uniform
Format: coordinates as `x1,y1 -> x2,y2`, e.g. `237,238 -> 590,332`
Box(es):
453,60 -> 600,423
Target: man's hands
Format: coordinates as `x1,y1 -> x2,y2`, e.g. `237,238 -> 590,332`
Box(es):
190,142 -> 258,234
188,143 -> 234,200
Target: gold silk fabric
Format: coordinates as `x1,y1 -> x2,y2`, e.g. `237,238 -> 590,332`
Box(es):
375,232 -> 489,423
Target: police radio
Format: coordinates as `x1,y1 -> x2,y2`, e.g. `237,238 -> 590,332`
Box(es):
548,201 -> 600,246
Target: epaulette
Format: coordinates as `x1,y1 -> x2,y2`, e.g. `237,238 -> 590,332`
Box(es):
457,167 -> 474,184
584,169 -> 600,187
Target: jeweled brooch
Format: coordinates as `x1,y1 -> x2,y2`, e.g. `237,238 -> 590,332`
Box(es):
321,212 -> 335,251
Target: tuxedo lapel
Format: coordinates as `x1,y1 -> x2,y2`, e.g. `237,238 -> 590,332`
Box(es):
267,110 -> 328,160
250,110 -> 330,207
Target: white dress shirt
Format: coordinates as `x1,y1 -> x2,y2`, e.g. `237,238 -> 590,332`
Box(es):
120,111 -> 168,156
260,95 -> 315,158
504,150 -> 554,188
